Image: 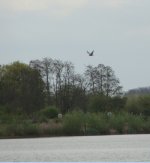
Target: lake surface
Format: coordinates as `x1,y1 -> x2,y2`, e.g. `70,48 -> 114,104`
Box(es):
0,134 -> 150,162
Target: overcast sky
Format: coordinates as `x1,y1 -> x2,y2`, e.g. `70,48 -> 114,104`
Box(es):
0,0 -> 150,91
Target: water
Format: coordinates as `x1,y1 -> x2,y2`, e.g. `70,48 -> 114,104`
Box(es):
0,134 -> 150,162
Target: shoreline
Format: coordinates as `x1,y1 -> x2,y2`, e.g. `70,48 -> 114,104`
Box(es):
0,133 -> 148,140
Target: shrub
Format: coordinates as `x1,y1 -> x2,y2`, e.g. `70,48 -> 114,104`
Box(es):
108,112 -> 138,133
63,111 -> 85,135
127,115 -> 145,134
108,112 -> 145,134
22,123 -> 39,136
40,106 -> 58,119
0,124 -> 7,137
125,96 -> 142,115
138,95 -> 150,116
2,121 -> 39,137
143,117 -> 150,132
108,113 -> 126,133
86,113 -> 109,135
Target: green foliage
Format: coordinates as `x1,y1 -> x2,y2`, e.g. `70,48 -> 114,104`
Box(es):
21,122 -> 39,136
88,95 -> 126,113
108,112 -> 145,134
63,111 -> 85,135
138,95 -> 150,116
39,106 -> 58,119
127,115 -> 145,134
86,113 -> 109,135
108,113 -> 125,133
88,95 -> 111,112
111,96 -> 127,112
1,60 -> 150,138
0,111 -> 150,138
0,111 -> 26,124
143,117 -> 150,132
125,96 -> 142,114
0,122 -> 39,137
125,95 -> 150,116
0,62 -> 45,114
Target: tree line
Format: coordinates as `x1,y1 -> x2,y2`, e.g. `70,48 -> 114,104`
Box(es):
0,58 -> 123,115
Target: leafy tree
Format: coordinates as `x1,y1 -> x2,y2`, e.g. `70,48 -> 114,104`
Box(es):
139,95 -> 150,116
88,94 -> 111,112
110,96 -> 127,112
0,62 -> 45,114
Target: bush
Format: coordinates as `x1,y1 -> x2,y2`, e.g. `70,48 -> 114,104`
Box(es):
111,97 -> 127,112
23,123 -> 39,136
40,106 -> 58,119
108,112 -> 137,133
125,96 -> 142,115
4,122 -> 39,137
108,113 -> 127,133
139,95 -> 150,116
125,95 -> 150,116
108,112 -> 145,134
63,111 -> 85,135
86,113 -> 109,135
127,115 -> 145,134
143,117 -> 150,132
63,112 -> 109,136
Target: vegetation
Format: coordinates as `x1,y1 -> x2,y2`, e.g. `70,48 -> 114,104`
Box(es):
0,59 -> 150,138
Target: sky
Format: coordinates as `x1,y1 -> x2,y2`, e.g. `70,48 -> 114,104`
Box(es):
0,0 -> 150,91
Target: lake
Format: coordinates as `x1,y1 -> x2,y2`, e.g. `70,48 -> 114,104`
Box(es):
0,134 -> 150,162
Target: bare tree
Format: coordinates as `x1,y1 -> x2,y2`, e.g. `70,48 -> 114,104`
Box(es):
53,59 -> 64,109
85,64 -> 122,96
29,58 -> 54,104
104,66 -> 122,96
41,58 -> 54,103
95,64 -> 106,94
85,65 -> 97,94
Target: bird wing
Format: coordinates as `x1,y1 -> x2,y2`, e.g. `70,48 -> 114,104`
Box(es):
87,51 -> 90,55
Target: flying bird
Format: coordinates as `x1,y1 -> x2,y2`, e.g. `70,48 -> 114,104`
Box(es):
87,50 -> 94,56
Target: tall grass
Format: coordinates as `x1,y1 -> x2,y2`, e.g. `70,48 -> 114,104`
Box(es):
86,113 -> 109,135
108,112 -> 145,134
0,110 -> 149,138
63,111 -> 85,135
62,111 -> 147,136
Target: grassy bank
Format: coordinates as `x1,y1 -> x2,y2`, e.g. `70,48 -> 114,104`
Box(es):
0,111 -> 150,138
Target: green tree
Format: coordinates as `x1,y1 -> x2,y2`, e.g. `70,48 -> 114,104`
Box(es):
88,94 -> 111,112
0,62 -> 45,114
111,96 -> 127,112
139,95 -> 150,116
